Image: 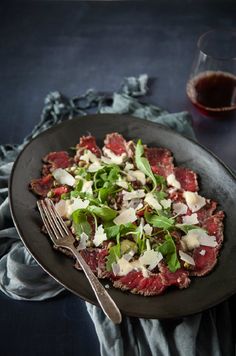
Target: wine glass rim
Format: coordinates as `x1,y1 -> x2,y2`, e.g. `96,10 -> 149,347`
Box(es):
197,28 -> 236,61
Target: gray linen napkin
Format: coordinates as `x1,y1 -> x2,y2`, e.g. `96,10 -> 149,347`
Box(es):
0,75 -> 233,355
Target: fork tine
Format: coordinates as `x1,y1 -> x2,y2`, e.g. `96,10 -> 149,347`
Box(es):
40,199 -> 63,239
45,198 -> 69,236
44,198 -> 68,237
37,200 -> 58,244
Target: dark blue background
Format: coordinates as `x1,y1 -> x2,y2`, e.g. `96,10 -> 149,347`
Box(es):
0,2 -> 235,355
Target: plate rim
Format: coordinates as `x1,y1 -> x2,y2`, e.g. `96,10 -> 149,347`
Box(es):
9,113 -> 236,319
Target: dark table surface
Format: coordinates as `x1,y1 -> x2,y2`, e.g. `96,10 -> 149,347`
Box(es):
0,1 -> 235,356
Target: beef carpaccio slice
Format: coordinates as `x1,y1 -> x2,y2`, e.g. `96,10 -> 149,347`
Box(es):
145,147 -> 174,178
76,135 -> 102,157
174,167 -> 199,192
30,175 -> 54,197
104,133 -> 127,155
42,151 -> 72,175
112,271 -> 166,296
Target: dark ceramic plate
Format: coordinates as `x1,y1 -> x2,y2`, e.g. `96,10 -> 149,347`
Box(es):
9,114 -> 236,319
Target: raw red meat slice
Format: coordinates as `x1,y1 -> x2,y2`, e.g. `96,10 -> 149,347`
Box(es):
52,186 -> 69,196
50,186 -> 69,202
97,248 -> 111,278
113,270 -> 166,296
202,211 -> 224,246
43,151 -> 72,173
174,167 -> 199,192
145,147 -> 174,178
197,200 -> 217,224
76,135 -> 102,157
104,133 -> 127,155
159,264 -> 190,289
79,248 -> 99,273
30,175 -> 54,197
190,246 -> 217,276
168,190 -> 184,202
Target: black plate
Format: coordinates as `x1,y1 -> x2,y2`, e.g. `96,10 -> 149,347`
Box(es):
9,114 -> 236,319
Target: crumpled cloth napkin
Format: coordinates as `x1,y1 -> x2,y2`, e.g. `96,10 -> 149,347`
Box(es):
0,75 -> 233,356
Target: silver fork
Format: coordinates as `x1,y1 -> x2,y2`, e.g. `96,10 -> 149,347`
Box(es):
37,198 -> 122,324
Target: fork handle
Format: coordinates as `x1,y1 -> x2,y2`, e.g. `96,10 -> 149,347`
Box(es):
70,247 -> 122,324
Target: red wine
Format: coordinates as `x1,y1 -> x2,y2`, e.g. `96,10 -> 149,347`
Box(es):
187,71 -> 236,118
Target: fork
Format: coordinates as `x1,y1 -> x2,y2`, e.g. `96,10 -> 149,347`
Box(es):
37,198 -> 122,324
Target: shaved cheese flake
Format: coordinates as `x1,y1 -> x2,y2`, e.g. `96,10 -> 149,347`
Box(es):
143,223 -> 153,236
126,174 -> 136,182
68,198 -> 90,216
127,170 -> 146,185
81,181 -> 93,195
183,191 -> 206,213
52,168 -> 75,186
112,257 -> 134,276
121,199 -> 143,211
139,250 -> 163,271
179,250 -> 195,265
173,202 -> 188,215
80,150 -> 99,163
77,232 -> 89,250
116,179 -> 129,190
182,229 -> 218,250
198,233 -> 218,247
122,189 -> 145,201
182,232 -> 200,250
123,250 -> 135,262
199,249 -> 206,256
87,161 -> 103,173
136,202 -> 143,211
102,147 -> 126,165
161,199 -> 171,209
114,208 -> 137,225
55,199 -> 70,218
124,162 -> 134,171
144,192 -> 162,211
167,173 -> 181,189
182,213 -> 199,225
93,225 -> 107,247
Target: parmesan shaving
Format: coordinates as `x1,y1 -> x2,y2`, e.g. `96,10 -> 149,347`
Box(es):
183,191 -> 206,213
144,192 -> 162,211
182,213 -> 199,225
179,250 -> 195,265
114,208 -> 137,225
52,168 -> 75,187
167,174 -> 181,189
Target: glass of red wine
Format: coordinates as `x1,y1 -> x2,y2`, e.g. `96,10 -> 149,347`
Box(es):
186,29 -> 236,118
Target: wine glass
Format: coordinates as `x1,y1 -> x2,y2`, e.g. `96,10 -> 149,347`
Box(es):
186,29 -> 236,118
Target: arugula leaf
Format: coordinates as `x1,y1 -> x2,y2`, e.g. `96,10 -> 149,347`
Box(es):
94,165 -> 121,190
87,205 -> 118,221
104,225 -> 120,239
75,167 -> 91,181
104,222 -> 137,239
153,190 -> 167,201
154,174 -> 167,187
61,192 -> 70,200
135,234 -> 147,254
106,244 -> 121,271
145,211 -> 175,230
71,209 -> 92,237
176,224 -> 205,234
135,140 -> 157,190
158,235 -> 180,272
107,166 -> 120,182
98,185 -> 118,203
